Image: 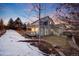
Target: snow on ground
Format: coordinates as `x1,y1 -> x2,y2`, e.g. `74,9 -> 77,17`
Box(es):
0,30 -> 44,56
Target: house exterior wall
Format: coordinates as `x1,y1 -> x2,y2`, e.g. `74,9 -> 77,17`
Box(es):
29,16 -> 55,36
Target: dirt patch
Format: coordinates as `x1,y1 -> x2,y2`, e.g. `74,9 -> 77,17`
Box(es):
62,47 -> 79,56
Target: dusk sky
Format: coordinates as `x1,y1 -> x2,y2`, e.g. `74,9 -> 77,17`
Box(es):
0,3 -> 59,25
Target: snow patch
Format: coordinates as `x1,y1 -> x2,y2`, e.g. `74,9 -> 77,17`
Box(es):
0,30 -> 44,56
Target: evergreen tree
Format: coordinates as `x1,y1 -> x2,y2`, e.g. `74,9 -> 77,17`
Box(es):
14,17 -> 23,30
7,18 -> 14,29
0,19 -> 4,30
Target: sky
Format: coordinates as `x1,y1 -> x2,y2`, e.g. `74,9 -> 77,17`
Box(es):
0,3 -> 58,25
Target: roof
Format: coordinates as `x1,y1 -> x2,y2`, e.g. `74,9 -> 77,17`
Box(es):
31,16 -> 54,25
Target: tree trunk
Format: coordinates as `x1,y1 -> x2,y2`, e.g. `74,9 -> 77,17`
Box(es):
67,35 -> 79,51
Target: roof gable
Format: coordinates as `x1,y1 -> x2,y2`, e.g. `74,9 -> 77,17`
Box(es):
31,16 -> 54,25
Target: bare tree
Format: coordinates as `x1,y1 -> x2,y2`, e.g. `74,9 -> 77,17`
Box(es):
56,3 -> 79,50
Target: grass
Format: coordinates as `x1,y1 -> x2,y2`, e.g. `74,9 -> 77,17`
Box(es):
17,30 -> 70,49
43,35 -> 70,48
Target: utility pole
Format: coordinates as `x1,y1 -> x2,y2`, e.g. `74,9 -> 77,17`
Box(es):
38,3 -> 41,44
31,3 -> 42,44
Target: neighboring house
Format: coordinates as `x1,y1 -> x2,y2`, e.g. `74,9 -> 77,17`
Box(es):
28,16 -> 55,36
52,17 -> 78,36
53,24 -> 66,36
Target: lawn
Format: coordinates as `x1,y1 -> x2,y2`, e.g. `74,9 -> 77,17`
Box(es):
17,30 -> 70,49
43,35 -> 70,48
